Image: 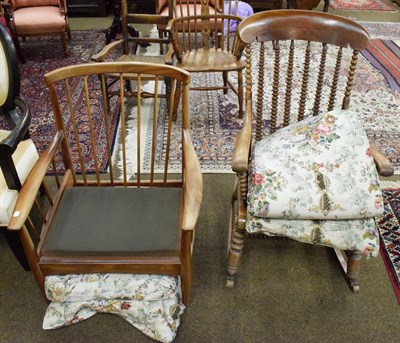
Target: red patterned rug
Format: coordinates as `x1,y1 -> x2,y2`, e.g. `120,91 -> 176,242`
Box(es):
378,189 -> 400,303
361,39 -> 400,93
0,30 -> 119,172
330,0 -> 397,11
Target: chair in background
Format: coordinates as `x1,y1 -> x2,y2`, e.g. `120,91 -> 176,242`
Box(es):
226,10 -> 394,291
0,1 -> 23,61
156,0 -> 224,44
167,0 -> 245,119
92,0 -> 174,106
7,62 -> 203,308
0,23 -> 39,270
3,0 -> 71,62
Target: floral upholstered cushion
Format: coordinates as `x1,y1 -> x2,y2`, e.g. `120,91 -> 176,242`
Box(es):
246,214 -> 380,257
248,109 -> 383,220
43,274 -> 184,343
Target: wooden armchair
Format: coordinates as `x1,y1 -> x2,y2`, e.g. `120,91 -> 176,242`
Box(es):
3,0 -> 71,62
156,0 -> 223,47
92,0 -> 174,106
7,61 -> 203,308
226,10 -> 394,291
167,0 -> 245,119
0,23 -> 39,270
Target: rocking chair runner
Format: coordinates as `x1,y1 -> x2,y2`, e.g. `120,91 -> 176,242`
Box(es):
7,62 -> 203,306
226,10 -> 394,291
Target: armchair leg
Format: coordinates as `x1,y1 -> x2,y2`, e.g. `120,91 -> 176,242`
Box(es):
158,30 -> 165,55
222,71 -> 228,94
181,231 -> 192,306
172,81 -> 182,122
19,225 -> 47,301
60,33 -> 67,56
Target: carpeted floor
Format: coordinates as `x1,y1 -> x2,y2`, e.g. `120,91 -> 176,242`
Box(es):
330,0 -> 397,11
378,189 -> 400,302
113,21 -> 400,174
1,175 -> 400,343
361,39 -> 400,93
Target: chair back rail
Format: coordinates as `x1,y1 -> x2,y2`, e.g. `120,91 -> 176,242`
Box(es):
44,62 -> 190,186
170,14 -> 241,59
238,10 -> 370,140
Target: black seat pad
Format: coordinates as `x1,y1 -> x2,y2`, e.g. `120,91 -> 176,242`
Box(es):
41,186 -> 182,256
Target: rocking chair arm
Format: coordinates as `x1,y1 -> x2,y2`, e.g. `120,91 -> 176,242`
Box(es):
182,129 -> 203,231
370,147 -> 394,177
232,102 -> 252,173
91,40 -> 124,62
7,130 -> 64,231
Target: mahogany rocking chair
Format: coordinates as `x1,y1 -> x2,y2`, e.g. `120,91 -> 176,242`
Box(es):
226,10 -> 394,291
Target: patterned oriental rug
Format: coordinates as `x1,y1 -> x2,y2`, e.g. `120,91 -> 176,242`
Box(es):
0,30 -> 118,172
330,0 -> 396,11
379,189 -> 400,303
119,21 -> 399,174
360,39 -> 400,171
361,39 -> 400,93
0,23 -> 399,174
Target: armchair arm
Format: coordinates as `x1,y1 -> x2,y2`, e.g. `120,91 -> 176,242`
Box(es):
231,99 -> 252,173
164,42 -> 174,65
0,97 -> 30,152
7,130 -> 64,231
182,129 -> 203,231
370,147 -> 394,177
91,40 -> 124,62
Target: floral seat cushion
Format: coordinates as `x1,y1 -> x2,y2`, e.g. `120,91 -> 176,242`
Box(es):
43,273 -> 184,343
248,109 -> 383,220
246,110 -> 383,256
246,214 -> 380,257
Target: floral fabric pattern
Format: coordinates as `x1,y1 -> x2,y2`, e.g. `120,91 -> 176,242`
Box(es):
248,109 -> 383,220
43,274 -> 184,343
246,214 -> 380,257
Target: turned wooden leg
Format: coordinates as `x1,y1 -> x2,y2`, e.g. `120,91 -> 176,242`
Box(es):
347,251 -> 362,292
227,228 -> 246,287
227,186 -> 246,287
334,248 -> 363,292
